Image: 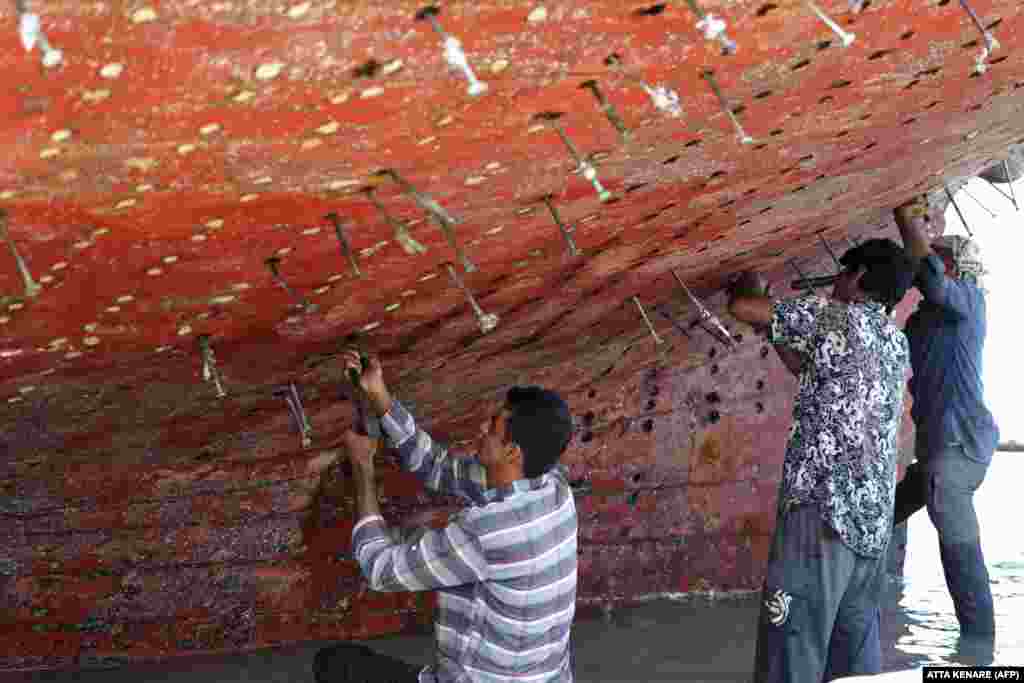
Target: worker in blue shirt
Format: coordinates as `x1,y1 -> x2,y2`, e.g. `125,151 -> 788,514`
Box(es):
893,196 -> 1000,636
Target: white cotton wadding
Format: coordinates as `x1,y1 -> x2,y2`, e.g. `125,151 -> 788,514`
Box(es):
443,36 -> 468,72
696,14 -> 726,41
643,84 -> 683,118
19,13 -> 40,51
442,36 -> 488,96
19,12 -> 63,66
41,44 -> 63,68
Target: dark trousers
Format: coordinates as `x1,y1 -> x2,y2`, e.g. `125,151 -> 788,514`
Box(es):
754,504 -> 886,683
313,643 -> 421,683
893,443 -> 995,635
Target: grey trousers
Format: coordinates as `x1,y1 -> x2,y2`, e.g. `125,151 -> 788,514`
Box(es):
893,443 -> 995,634
753,504 -> 887,683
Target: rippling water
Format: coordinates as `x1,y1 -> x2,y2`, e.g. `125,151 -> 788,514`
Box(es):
880,452 -> 1024,671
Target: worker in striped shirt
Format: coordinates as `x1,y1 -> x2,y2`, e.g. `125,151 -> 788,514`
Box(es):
314,350 -> 578,683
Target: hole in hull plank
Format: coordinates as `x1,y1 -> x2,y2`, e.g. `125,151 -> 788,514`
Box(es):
635,4 -> 668,16
353,59 -> 382,78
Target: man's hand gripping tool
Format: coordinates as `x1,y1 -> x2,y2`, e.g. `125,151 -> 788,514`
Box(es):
347,353 -> 383,441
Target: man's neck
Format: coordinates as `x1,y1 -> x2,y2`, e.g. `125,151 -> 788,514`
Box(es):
487,463 -> 523,490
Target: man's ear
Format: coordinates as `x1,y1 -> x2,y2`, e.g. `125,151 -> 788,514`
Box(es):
506,442 -> 524,466
494,412 -> 510,442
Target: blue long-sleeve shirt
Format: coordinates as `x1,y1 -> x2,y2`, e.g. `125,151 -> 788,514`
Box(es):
905,254 -> 1000,462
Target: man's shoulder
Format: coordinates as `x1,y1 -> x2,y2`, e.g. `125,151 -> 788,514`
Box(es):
779,293 -> 831,315
463,469 -> 575,525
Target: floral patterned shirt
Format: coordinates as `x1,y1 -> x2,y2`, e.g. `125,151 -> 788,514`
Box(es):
771,294 -> 909,558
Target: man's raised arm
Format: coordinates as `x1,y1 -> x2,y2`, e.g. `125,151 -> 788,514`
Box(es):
342,350 -> 488,503
894,199 -> 972,318
728,272 -> 808,378
894,198 -> 933,267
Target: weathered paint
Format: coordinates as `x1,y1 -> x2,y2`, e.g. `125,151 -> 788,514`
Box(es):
0,0 -> 1019,672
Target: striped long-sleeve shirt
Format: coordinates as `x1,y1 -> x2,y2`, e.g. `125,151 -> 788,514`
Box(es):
352,399 -> 578,683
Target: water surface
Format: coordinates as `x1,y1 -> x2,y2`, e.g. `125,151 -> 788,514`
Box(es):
880,452 -> 1024,670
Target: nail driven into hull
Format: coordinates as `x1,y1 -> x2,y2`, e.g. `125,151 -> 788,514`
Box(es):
541,195 -> 581,258
376,169 -> 476,272
324,212 -> 363,278
264,256 -> 318,313
605,54 -> 683,118
363,187 -> 428,255
580,80 -> 631,142
196,335 -> 227,398
444,262 -> 499,334
415,6 -> 488,97
702,71 -> 753,145
632,296 -> 664,345
958,0 -> 999,74
944,187 -> 974,237
819,235 -> 842,268
1004,161 -> 1019,211
274,383 -> 313,448
805,0 -> 856,47
789,258 -> 809,281
980,167 -> 1020,211
671,269 -> 737,348
0,209 -> 42,299
533,112 -> 614,202
680,0 -> 737,55
961,186 -> 996,220
289,383 -> 313,444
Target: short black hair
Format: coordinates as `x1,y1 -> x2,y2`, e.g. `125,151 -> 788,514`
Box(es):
504,386 -> 573,479
839,238 -> 915,311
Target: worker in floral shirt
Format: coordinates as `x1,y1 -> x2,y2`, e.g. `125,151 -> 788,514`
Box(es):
728,239 -> 915,683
